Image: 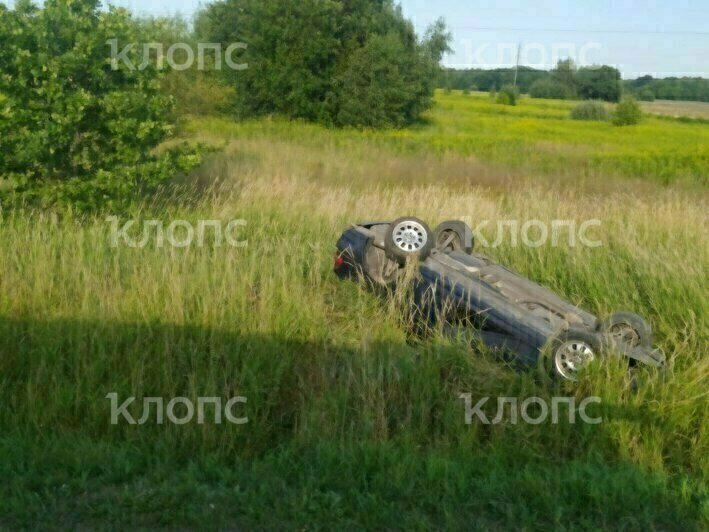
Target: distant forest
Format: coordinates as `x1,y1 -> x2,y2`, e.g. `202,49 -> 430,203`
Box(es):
441,65 -> 709,102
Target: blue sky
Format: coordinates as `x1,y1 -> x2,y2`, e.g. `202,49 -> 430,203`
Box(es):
7,0 -> 708,77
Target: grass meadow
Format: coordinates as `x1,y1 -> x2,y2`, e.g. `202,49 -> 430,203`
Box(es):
0,92 -> 707,529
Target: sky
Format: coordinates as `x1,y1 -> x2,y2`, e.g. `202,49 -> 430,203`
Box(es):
6,0 -> 708,78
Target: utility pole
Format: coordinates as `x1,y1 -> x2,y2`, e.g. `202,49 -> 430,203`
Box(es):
513,42 -> 522,88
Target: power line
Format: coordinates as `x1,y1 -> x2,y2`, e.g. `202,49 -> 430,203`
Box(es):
415,25 -> 709,36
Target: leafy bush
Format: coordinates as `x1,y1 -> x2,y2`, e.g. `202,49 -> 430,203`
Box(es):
529,78 -> 571,99
1,145 -> 205,212
197,0 -> 451,128
570,101 -> 610,121
612,97 -> 643,126
496,85 -> 519,106
0,0 -> 200,211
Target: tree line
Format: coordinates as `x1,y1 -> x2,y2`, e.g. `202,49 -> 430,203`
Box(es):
442,61 -> 709,103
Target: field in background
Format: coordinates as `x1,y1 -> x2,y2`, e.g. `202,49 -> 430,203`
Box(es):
1,93 -> 707,528
640,99 -> 709,120
179,91 -> 708,188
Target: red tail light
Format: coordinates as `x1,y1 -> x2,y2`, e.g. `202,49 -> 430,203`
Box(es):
334,255 -> 345,269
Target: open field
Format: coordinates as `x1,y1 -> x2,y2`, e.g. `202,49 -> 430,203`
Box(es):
1,93 -> 707,529
640,99 -> 709,120
176,91 -> 709,188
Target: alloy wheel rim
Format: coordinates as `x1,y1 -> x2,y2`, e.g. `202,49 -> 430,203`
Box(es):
393,221 -> 427,252
554,340 -> 595,380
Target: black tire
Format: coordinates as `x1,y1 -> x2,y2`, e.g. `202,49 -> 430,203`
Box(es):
384,217 -> 434,264
601,312 -> 653,350
547,328 -> 602,382
434,221 -> 474,254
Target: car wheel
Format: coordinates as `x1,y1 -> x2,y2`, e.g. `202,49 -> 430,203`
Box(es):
602,312 -> 653,350
550,329 -> 601,381
385,217 -> 433,264
434,221 -> 474,254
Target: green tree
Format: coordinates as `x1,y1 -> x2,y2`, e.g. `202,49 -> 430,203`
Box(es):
197,0 -> 451,128
576,65 -> 622,102
529,78 -> 571,99
551,58 -> 577,97
327,34 -> 430,127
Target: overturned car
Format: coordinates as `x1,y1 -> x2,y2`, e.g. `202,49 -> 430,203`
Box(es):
334,217 -> 665,381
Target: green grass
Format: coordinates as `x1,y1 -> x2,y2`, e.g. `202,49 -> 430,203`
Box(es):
1,93 -> 707,529
180,91 -> 709,186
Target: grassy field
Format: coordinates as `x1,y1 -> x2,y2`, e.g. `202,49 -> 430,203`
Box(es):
640,99 -> 709,120
175,91 -> 708,187
1,92 -> 707,529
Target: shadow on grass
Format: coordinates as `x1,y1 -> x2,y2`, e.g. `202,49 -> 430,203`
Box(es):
0,315 -> 704,529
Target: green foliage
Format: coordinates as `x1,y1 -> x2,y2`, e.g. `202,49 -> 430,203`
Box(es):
576,65 -> 622,102
529,78 -> 572,99
570,101 -> 611,121
1,144 -> 206,212
196,0 -> 451,128
0,0 -> 200,211
551,58 -> 577,97
496,84 -> 518,105
134,15 -> 236,117
327,33 -> 437,128
0,0 -> 171,179
612,97 -> 643,126
445,68 -> 709,104
624,75 -> 709,102
442,66 -> 549,94
637,88 -> 656,102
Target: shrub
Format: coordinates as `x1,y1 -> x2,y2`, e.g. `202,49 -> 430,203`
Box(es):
496,85 -> 518,106
612,97 -> 643,126
1,145 -> 205,212
529,78 -> 571,99
0,1 -> 170,180
0,0 -> 201,211
570,101 -> 610,121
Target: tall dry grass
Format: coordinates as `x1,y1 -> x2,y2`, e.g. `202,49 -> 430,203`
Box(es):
0,102 -> 707,528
